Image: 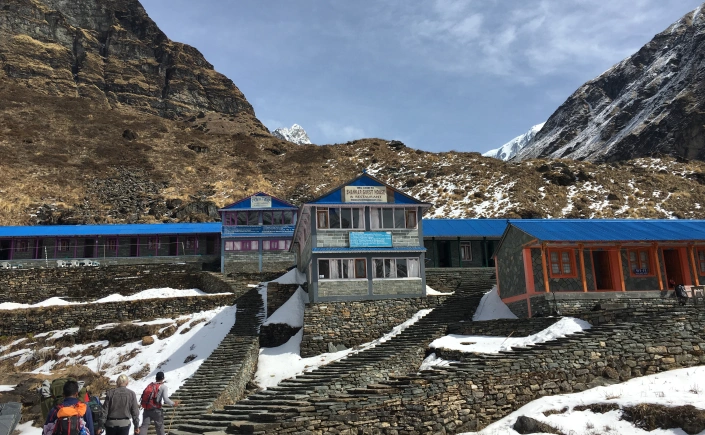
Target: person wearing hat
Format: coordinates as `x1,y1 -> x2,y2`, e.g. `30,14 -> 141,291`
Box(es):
103,374 -> 140,435
139,372 -> 179,435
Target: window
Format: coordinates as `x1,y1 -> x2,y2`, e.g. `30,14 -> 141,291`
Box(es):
371,208 -> 418,229
548,249 -> 576,278
317,207 -> 362,229
236,211 -> 259,226
15,240 -> 29,252
373,258 -> 420,278
628,248 -> 652,276
107,238 -> 118,251
318,258 -> 367,279
225,240 -> 258,251
262,210 -> 295,226
57,239 -> 70,252
224,213 -> 237,225
461,242 -> 472,261
148,237 -> 160,250
185,237 -> 197,250
263,240 -> 290,250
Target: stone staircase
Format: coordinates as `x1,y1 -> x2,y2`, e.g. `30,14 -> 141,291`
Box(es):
169,269 -> 496,435
152,283 -> 265,433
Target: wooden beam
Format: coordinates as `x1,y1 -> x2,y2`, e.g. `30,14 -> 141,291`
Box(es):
541,243 -> 550,293
653,243 -> 663,291
689,245 -> 700,286
616,244 -> 626,291
579,244 -> 587,292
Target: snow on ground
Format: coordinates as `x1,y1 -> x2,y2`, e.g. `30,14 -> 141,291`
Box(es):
255,309 -> 433,389
15,421 -> 42,435
472,286 -> 517,321
427,317 -> 591,355
461,366 -> 705,435
0,384 -> 15,392
426,285 -> 452,295
272,268 -> 307,285
262,287 -> 308,327
0,288 -> 228,310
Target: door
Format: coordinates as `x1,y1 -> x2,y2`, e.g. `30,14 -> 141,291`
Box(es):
592,251 -> 613,290
438,241 -> 452,267
83,238 -> 96,258
169,236 -> 178,256
130,237 -> 139,257
34,239 -> 44,260
663,249 -> 683,288
0,240 -> 10,260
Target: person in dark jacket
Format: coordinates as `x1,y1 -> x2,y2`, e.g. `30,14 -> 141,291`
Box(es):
45,380 -> 95,435
103,374 -> 141,435
675,284 -> 689,306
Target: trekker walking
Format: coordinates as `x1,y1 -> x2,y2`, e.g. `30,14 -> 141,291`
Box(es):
103,374 -> 140,435
139,372 -> 179,435
44,380 -> 95,435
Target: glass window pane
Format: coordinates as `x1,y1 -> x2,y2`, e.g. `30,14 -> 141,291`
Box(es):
262,212 -> 272,225
341,260 -> 350,279
273,211 -> 282,225
394,209 -> 406,228
318,260 -> 330,279
237,212 -> 247,225
283,211 -> 293,224
396,259 -> 408,278
355,259 -> 366,278
639,251 -> 648,269
374,259 -> 384,278
382,209 -> 394,228
248,212 -> 259,225
341,208 -> 352,228
329,208 -> 340,228
352,208 -> 361,228
317,209 -> 328,228
406,210 -> 417,228
384,259 -> 393,278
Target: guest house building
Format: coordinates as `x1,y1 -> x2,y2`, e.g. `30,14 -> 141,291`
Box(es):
219,192 -> 298,274
495,219 -> 705,317
290,173 -> 431,302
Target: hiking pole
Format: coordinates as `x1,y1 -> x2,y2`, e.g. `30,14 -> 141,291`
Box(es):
166,406 -> 176,435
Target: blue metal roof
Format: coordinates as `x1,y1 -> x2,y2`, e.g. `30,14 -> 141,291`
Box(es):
312,246 -> 426,253
0,223 -> 222,238
423,219 -> 508,238
509,219 -> 705,242
219,192 -> 298,211
311,174 -> 423,205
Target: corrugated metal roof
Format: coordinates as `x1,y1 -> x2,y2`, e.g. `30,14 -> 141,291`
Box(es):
219,192 -> 298,210
509,219 -> 705,242
422,219 -> 508,238
312,247 -> 426,254
0,223 -> 222,238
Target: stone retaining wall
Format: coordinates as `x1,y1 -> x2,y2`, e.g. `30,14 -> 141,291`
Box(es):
0,264 -> 211,304
266,283 -> 299,317
0,293 -> 238,335
446,317 -> 560,337
300,295 -> 447,357
282,309 -> 705,433
425,268 -> 495,292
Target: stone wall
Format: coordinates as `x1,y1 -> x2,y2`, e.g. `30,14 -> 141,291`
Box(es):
371,278 -> 423,296
300,295 -> 447,357
446,317 -> 559,337
266,282 -> 299,317
222,251 -> 294,275
280,309 -> 705,433
0,293 -> 238,335
425,268 -> 496,292
0,264 -> 215,304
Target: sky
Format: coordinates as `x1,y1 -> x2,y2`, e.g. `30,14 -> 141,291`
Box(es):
139,0 -> 704,153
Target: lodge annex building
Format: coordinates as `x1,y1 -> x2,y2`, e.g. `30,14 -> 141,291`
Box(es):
2,173 -> 705,317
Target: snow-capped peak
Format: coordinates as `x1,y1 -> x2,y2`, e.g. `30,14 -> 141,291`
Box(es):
272,124 -> 312,145
483,122 -> 545,161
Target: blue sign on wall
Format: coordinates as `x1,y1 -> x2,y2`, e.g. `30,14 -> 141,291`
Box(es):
350,232 -> 392,248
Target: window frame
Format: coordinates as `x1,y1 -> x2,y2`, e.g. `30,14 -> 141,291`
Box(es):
57,238 -> 70,252
697,248 -> 705,276
460,242 -> 472,261
372,257 -> 421,279
317,258 -> 368,280
15,239 -> 30,252
371,207 -> 419,229
628,248 -> 654,277
224,240 -> 259,251
316,207 -> 362,230
547,248 -> 577,278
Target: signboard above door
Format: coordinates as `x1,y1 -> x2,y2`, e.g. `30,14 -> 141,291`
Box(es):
344,186 -> 387,203
251,196 -> 272,208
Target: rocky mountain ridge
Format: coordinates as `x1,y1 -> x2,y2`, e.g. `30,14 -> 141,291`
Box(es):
483,123 -> 545,161
2,0 -> 705,225
272,124 -> 312,145
515,3 -> 705,162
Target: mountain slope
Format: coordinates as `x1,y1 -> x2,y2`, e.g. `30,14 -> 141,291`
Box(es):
0,0 -> 262,123
483,123 -> 545,161
515,3 -> 705,162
